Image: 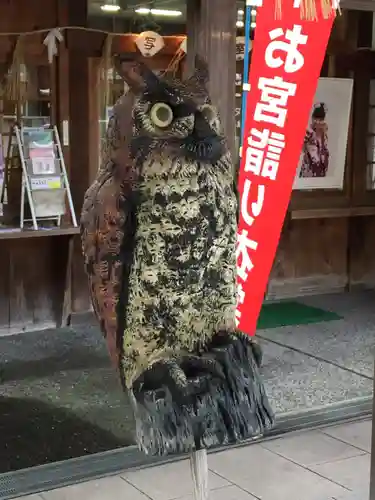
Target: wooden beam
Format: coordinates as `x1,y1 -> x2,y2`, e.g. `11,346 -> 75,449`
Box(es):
290,206 -> 375,219
0,227 -> 79,240
0,31 -> 184,61
66,30 -> 184,56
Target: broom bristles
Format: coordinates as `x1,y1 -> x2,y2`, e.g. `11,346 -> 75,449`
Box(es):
5,36 -> 27,107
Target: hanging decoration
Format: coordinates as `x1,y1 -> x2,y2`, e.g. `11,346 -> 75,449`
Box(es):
163,36 -> 186,76
0,27 -> 184,92
5,35 -> 27,106
236,0 -> 338,335
179,37 -> 187,54
43,28 -> 64,64
0,26 -> 185,124
135,30 -> 165,57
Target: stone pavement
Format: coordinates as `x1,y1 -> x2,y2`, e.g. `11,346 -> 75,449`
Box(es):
15,418 -> 372,500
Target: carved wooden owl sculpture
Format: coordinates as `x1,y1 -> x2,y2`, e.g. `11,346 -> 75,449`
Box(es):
81,54 -> 274,456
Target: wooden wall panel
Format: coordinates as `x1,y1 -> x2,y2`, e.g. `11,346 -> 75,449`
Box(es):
0,243 -> 10,332
348,216 -> 375,287
0,0 -> 58,32
268,219 -> 349,298
0,0 -> 60,60
268,10 -> 375,300
0,237 -> 73,335
9,243 -> 36,331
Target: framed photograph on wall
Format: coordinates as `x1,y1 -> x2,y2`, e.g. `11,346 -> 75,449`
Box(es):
293,77 -> 353,190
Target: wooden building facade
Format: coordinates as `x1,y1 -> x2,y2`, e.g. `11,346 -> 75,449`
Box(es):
0,0 -> 375,336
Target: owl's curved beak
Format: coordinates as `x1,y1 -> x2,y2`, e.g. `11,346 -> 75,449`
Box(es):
182,113 -> 224,163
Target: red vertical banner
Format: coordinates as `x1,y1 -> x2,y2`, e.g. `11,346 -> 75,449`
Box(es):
236,0 -> 335,335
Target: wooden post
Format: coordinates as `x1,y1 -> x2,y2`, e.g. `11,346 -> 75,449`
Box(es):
190,449 -> 209,500
186,0 -> 237,160
63,0 -> 92,313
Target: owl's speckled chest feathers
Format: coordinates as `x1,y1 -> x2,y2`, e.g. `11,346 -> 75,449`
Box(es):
122,150 -> 238,387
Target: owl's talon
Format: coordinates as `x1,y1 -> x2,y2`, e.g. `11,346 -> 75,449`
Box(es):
130,329 -> 274,456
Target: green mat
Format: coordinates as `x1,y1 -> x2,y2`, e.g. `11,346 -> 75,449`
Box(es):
257,300 -> 342,329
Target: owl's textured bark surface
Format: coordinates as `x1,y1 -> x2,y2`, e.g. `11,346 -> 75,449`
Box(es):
81,92 -> 137,369
81,55 -> 274,456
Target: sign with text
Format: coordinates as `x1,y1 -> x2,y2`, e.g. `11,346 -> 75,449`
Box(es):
30,176 -> 61,190
236,0 -> 335,334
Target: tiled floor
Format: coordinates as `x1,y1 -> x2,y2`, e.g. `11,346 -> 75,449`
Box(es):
14,418 -> 372,500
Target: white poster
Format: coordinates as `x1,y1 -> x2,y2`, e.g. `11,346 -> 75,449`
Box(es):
293,77 -> 353,190
31,157 -> 55,175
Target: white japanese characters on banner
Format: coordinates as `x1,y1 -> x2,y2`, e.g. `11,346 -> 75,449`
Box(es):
136,31 -> 165,58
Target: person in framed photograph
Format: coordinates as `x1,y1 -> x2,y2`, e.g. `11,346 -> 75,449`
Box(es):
299,102 -> 329,178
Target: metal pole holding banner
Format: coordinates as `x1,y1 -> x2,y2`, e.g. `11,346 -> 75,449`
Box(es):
239,0 -> 253,154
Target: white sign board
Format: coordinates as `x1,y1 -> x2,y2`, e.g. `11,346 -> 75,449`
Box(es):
30,176 -> 62,191
136,31 -> 165,58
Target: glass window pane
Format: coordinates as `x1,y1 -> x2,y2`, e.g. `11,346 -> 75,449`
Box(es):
367,163 -> 375,189
368,107 -> 375,134
370,79 -> 375,106
367,135 -> 375,163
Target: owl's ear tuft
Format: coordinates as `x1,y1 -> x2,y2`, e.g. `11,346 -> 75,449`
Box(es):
193,55 -> 209,85
113,53 -> 159,92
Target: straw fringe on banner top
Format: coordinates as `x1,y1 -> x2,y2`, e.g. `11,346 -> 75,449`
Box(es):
248,0 -> 340,19
5,35 -> 27,110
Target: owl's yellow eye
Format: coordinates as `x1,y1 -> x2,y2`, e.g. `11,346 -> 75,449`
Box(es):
201,104 -> 216,124
150,102 -> 174,128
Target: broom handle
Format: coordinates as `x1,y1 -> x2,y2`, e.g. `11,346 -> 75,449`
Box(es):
190,449 -> 209,500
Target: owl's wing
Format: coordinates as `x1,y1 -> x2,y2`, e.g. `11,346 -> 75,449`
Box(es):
80,110 -> 136,369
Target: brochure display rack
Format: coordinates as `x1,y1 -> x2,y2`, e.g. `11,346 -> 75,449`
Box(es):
4,125 -> 78,230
